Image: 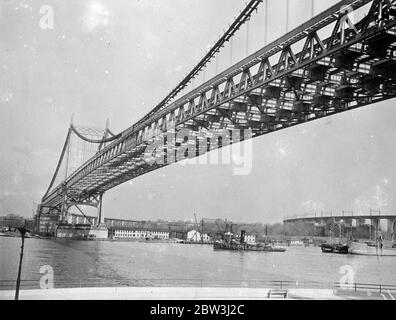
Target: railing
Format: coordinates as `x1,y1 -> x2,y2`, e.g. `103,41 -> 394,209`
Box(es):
1,278 -> 395,293
332,282 -> 396,293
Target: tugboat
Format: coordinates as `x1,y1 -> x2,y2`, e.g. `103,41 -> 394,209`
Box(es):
213,226 -> 286,252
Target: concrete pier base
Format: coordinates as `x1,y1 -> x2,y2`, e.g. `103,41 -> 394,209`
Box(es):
89,224 -> 108,239
55,224 -> 108,239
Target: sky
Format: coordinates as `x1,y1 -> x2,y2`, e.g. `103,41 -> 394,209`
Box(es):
0,0 -> 395,224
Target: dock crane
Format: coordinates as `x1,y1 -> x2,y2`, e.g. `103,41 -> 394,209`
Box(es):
191,213 -> 205,244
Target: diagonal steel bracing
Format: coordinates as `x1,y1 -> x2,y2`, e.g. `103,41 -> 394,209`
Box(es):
41,0 -> 396,213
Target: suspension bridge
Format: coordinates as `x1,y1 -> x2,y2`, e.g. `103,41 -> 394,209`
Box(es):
39,0 -> 396,230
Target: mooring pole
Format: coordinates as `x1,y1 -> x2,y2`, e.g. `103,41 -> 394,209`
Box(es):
15,225 -> 28,300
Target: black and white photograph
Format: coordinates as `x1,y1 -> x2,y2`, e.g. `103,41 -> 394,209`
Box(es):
1,0 -> 396,305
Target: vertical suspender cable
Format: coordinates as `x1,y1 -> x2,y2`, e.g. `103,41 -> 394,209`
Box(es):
246,20 -> 250,56
286,0 -> 290,32
311,0 -> 315,17
264,0 -> 268,45
230,37 -> 233,66
134,0 -> 263,123
65,130 -> 71,179
42,128 -> 72,201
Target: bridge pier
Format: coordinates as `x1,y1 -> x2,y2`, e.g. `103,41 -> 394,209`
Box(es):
369,218 -> 384,241
88,193 -> 108,239
96,193 -> 104,227
368,219 -> 374,240
386,218 -> 396,241
341,218 -> 353,239
355,218 -> 363,227
60,195 -> 71,224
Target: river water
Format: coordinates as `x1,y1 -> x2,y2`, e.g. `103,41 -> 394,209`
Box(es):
1,237 -> 395,290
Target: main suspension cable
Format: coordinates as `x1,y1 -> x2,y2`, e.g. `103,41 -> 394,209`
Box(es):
133,0 -> 263,127
70,125 -> 121,143
42,128 -> 72,200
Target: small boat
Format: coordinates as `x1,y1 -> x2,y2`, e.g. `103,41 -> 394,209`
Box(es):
0,230 -> 21,237
286,239 -> 304,246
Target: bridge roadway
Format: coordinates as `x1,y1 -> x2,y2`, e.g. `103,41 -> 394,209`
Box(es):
284,213 -> 396,223
283,213 -> 396,239
41,0 -> 396,216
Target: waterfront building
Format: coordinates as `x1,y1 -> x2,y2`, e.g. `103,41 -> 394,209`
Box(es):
169,231 -> 186,239
244,234 -> 256,244
110,227 -> 169,240
104,218 -> 144,229
186,230 -> 201,242
186,230 -> 212,243
202,233 -> 212,243
0,214 -> 35,232
235,233 -> 256,244
287,239 -> 304,246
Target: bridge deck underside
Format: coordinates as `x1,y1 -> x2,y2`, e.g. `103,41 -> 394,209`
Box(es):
42,0 -> 396,210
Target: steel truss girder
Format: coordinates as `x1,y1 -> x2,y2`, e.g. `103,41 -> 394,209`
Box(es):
42,0 -> 396,209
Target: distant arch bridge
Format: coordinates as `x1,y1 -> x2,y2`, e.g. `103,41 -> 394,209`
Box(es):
283,210 -> 396,239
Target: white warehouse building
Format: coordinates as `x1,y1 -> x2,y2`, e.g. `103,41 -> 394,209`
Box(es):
112,228 -> 169,240
186,230 -> 212,243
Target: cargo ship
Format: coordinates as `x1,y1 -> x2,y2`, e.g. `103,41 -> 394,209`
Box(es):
213,228 -> 286,252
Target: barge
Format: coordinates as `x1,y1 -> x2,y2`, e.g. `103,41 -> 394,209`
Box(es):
349,241 -> 396,256
214,241 -> 286,252
213,228 -> 286,252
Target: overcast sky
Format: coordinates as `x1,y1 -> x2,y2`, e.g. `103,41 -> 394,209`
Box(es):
1,0 -> 395,223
